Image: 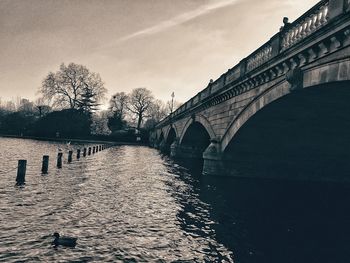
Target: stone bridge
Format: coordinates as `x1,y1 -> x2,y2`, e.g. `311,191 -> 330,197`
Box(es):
150,0 -> 350,181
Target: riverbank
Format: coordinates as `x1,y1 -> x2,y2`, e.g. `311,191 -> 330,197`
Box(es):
0,134 -> 148,146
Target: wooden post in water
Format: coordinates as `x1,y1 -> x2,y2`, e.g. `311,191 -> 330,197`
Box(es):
83,148 -> 87,157
96,146 -> 98,153
68,150 -> 73,163
16,160 -> 27,185
77,149 -> 81,159
41,155 -> 49,174
57,152 -> 63,168
88,147 -> 91,155
92,146 -> 95,154
99,145 -> 102,151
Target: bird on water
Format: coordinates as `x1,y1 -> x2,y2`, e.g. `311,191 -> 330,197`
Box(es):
52,232 -> 77,248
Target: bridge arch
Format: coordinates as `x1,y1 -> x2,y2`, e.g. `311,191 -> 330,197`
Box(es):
179,114 -> 216,144
160,125 -> 178,154
221,60 -> 350,152
222,79 -> 350,180
179,121 -> 212,160
164,124 -> 179,142
157,130 -> 164,145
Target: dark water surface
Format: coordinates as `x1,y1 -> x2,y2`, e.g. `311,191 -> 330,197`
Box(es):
0,138 -> 349,263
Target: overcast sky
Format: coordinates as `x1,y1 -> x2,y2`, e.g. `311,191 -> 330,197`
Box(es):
0,0 -> 319,107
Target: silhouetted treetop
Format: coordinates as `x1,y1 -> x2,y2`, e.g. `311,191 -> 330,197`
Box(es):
39,63 -> 107,112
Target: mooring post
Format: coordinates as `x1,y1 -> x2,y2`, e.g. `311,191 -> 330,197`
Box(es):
88,147 -> 91,155
57,152 -> 63,168
68,150 -> 73,163
41,155 -> 49,174
16,160 -> 27,185
83,148 -> 87,157
77,149 -> 81,159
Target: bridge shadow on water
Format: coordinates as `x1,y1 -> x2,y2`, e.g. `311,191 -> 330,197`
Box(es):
169,157 -> 350,263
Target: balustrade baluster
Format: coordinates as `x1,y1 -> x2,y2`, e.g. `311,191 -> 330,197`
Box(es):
321,5 -> 328,24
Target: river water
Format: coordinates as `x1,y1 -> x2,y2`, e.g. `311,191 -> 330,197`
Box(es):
0,137 -> 349,263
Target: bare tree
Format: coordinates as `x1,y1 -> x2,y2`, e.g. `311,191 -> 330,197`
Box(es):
143,99 -> 168,130
149,100 -> 168,122
39,63 -> 107,112
127,87 -> 154,129
109,92 -> 129,118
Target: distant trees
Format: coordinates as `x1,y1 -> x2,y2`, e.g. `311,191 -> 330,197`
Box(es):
0,112 -> 35,135
127,88 -> 155,129
143,100 -> 168,130
106,88 -> 182,132
33,109 -> 91,138
91,111 -> 111,136
107,92 -> 128,133
109,92 -> 128,118
0,97 -> 39,135
40,63 -> 107,112
0,63 -> 181,141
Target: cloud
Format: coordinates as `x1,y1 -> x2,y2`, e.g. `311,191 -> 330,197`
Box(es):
118,0 -> 240,42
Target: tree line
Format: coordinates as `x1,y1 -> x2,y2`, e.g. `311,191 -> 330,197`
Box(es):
0,63 -> 181,142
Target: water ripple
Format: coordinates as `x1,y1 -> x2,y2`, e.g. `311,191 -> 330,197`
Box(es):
0,138 -> 234,262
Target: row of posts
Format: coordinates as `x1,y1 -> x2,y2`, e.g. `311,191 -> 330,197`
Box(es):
16,144 -> 111,186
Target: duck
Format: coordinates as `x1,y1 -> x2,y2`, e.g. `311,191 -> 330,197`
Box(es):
52,232 -> 77,248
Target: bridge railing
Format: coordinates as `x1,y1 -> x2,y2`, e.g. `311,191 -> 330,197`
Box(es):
281,0 -> 329,51
156,0 -> 349,128
246,42 -> 273,72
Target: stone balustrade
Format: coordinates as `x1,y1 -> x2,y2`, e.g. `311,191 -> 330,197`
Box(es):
281,1 -> 329,51
246,44 -> 273,71
225,66 -> 240,85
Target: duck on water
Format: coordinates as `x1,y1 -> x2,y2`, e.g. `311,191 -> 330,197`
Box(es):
52,232 -> 77,248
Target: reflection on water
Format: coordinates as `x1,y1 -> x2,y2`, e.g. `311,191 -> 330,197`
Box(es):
0,137 -> 349,263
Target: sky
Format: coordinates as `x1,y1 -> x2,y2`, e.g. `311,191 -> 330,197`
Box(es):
0,0 -> 320,107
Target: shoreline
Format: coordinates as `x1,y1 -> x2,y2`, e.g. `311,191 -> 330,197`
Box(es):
0,134 -> 148,146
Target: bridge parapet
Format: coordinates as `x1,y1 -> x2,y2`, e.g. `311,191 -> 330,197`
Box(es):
246,43 -> 273,71
281,0 -> 329,51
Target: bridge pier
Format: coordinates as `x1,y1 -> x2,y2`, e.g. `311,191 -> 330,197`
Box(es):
158,140 -> 166,152
170,139 -> 179,158
202,139 -> 225,176
202,139 -> 225,175
170,144 -> 204,159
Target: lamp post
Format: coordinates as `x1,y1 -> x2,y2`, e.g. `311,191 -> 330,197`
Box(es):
171,92 -> 175,114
